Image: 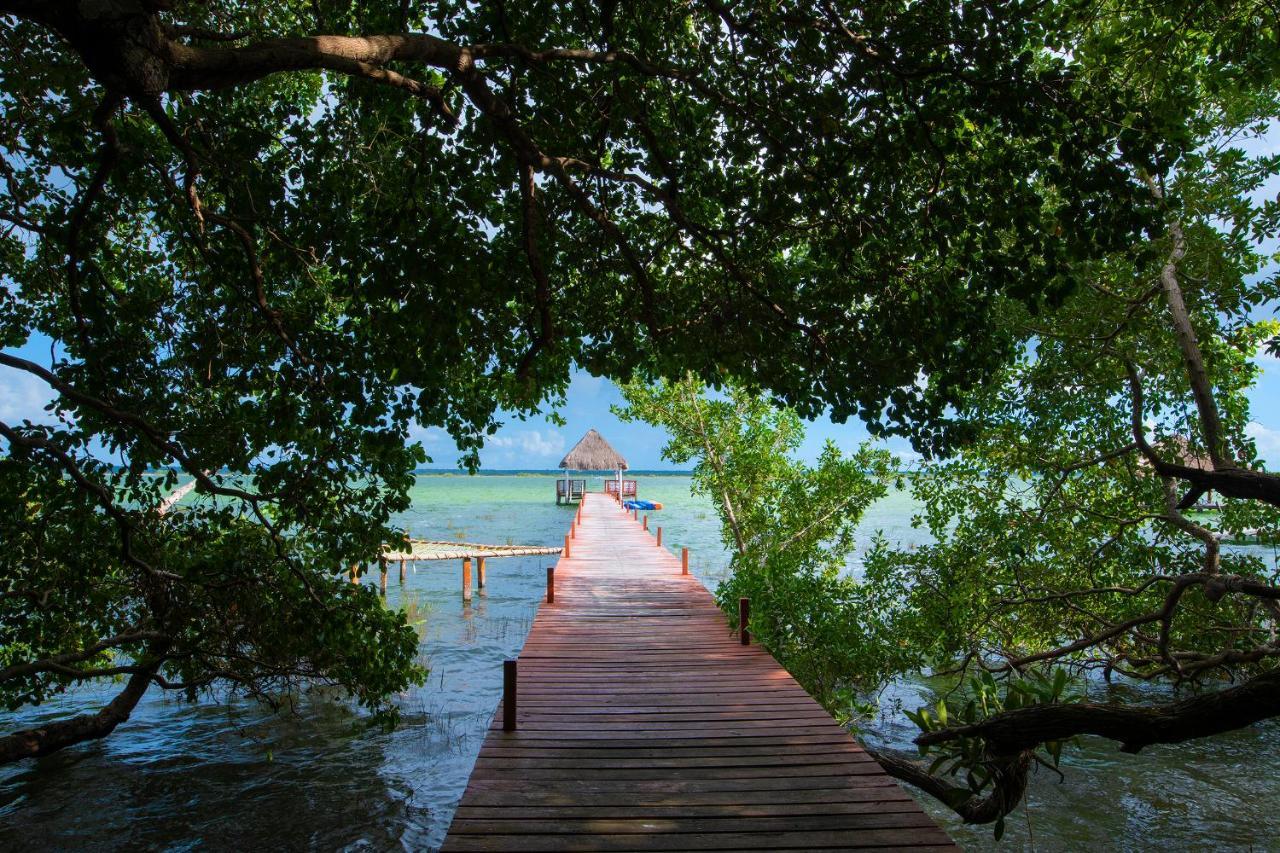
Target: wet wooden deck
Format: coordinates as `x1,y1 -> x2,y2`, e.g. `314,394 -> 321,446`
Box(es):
441,492 -> 955,851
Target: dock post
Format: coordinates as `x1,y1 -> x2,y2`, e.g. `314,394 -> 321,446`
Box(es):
503,659 -> 517,731
656,527 -> 662,547
643,514 -> 649,531
462,557 -> 472,601
379,556 -> 388,595
739,597 -> 751,645
349,564 -> 358,584
477,556 -> 486,589
682,547 -> 689,575
546,566 -> 555,604
399,558 -> 406,584
564,534 -> 571,559
571,520 -> 576,539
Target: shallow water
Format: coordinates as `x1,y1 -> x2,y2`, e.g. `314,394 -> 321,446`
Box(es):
1,474 -> 1277,851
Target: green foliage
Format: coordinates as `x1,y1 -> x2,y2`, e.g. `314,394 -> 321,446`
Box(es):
615,376 -> 900,703
908,670 -> 1078,797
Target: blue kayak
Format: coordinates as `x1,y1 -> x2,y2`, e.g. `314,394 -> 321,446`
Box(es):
623,499 -> 663,511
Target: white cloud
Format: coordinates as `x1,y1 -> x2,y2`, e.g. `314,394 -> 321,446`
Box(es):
1246,421 -> 1280,465
0,368 -> 56,424
485,428 -> 565,460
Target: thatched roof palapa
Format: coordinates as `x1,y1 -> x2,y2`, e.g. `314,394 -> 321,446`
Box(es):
559,429 -> 629,471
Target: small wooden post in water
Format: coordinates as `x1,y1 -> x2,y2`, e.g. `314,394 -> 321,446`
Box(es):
477,556 -> 486,589
462,557 -> 472,601
682,547 -> 689,575
503,659 -> 518,731
379,556 -> 388,594
399,558 -> 406,584
739,597 -> 751,645
656,526 -> 662,547
546,566 -> 555,604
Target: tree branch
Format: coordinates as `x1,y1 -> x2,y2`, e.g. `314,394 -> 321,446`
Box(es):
917,668 -> 1280,755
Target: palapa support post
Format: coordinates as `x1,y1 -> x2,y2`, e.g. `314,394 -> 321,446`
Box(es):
477,556 -> 486,589
546,566 -> 555,604
462,557 -> 472,601
656,526 -> 662,547
739,597 -> 751,645
682,547 -> 689,575
503,659 -> 518,731
564,534 -> 571,559
399,558 -> 406,584
379,556 -> 388,595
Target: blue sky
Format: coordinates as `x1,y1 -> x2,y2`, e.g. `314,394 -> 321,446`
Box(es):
441,352 -> 1280,471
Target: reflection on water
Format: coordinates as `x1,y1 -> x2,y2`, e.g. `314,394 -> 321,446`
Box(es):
1,474 -> 1277,851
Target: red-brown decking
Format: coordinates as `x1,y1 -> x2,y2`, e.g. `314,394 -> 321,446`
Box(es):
441,492 -> 955,852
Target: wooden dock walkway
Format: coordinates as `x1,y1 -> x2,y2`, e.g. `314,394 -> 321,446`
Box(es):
441,492 -> 955,851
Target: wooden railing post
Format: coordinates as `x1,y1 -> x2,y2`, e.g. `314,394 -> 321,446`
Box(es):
682,547 -> 689,575
643,514 -> 649,531
656,526 -> 662,547
546,566 -> 555,604
571,520 -> 576,539
564,534 -> 571,559
739,597 -> 751,645
462,557 -> 472,601
503,659 -> 518,731
477,556 -> 486,589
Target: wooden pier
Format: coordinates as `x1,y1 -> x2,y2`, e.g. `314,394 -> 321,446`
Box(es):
442,492 -> 955,851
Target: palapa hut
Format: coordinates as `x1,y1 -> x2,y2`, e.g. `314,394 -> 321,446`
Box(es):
557,428 -> 633,504
1141,435 -> 1220,509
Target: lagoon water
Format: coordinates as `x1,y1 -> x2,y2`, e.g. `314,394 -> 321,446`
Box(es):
1,473 -> 1277,851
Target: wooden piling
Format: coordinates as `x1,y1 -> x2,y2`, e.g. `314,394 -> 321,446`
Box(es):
656,526 -> 662,547
379,556 -> 388,594
477,556 -> 486,589
502,659 -> 517,732
563,533 -> 571,559
463,557 -> 472,601
643,514 -> 649,531
349,564 -> 358,584
399,558 -> 406,584
546,566 -> 555,604
739,597 -> 751,645
682,547 -> 689,575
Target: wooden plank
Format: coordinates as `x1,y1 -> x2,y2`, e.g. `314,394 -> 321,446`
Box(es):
441,492 -> 954,851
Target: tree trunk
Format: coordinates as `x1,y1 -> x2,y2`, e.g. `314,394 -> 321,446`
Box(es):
0,659 -> 160,765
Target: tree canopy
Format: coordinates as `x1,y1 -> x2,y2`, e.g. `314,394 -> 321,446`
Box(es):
0,0 -> 1271,769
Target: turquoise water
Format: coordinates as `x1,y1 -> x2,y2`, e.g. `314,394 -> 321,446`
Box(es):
1,474 -> 1277,851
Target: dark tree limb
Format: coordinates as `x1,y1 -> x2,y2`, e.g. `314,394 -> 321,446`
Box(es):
917,668 -> 1280,755
0,644 -> 167,764
865,746 -> 1031,825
